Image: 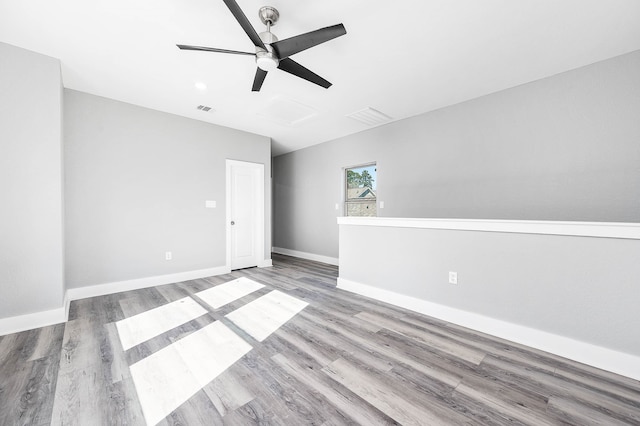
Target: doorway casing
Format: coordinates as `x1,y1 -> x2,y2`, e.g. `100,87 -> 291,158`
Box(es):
226,159 -> 265,270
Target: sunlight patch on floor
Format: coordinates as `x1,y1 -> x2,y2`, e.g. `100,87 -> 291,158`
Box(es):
226,290 -> 309,342
195,276 -> 264,309
130,321 -> 252,425
115,278 -> 308,425
115,297 -> 207,350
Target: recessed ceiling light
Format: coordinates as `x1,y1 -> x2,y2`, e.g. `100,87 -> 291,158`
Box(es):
194,81 -> 207,91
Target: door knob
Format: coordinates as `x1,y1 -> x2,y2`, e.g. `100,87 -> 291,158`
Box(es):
231,221 -> 235,225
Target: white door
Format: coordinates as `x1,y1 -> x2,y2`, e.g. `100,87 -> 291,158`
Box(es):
226,160 -> 264,270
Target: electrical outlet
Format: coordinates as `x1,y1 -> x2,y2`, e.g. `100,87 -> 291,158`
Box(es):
448,271 -> 458,284
165,251 -> 172,261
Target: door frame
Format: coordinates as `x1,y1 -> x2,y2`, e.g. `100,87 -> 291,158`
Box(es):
226,159 -> 265,270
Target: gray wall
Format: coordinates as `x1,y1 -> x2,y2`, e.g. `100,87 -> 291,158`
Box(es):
0,43 -> 64,317
273,50 -> 640,259
339,224 -> 640,357
65,90 -> 271,288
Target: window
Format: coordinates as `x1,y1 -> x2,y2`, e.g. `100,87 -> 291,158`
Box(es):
345,163 -> 377,217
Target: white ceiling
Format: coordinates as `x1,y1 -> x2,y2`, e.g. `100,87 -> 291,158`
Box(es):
2,0 -> 640,156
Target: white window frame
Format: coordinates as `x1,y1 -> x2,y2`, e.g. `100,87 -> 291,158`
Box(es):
344,162 -> 377,217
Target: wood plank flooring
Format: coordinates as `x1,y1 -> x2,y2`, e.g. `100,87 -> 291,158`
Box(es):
1,253 -> 639,425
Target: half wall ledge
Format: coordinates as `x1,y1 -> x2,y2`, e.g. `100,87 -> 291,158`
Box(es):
337,217 -> 640,240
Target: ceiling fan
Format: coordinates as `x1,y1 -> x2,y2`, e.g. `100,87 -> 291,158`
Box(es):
177,0 -> 346,92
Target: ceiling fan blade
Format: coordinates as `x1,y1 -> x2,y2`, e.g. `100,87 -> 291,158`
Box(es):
277,58 -> 331,89
271,24 -> 346,59
222,0 -> 266,50
176,45 -> 255,56
252,68 -> 268,92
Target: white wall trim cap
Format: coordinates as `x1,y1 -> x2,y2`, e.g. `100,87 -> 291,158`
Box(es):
337,277 -> 640,381
337,217 -> 640,240
272,247 -> 339,266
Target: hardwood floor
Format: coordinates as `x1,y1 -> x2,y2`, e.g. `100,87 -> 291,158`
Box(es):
1,253 -> 639,425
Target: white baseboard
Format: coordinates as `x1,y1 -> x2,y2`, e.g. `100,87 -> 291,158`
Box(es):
272,247 -> 339,266
0,305 -> 67,336
337,277 -> 640,381
66,266 -> 231,302
1,266 -> 233,337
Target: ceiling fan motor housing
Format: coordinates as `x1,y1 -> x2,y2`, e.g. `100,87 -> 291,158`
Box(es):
256,15 -> 279,71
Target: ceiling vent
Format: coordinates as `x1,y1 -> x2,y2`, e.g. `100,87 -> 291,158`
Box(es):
257,96 -> 318,126
347,107 -> 392,126
197,105 -> 214,112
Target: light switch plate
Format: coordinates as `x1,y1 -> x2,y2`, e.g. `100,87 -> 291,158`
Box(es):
206,200 -> 216,208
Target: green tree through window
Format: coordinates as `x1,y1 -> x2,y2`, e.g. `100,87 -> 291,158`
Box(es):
345,164 -> 377,217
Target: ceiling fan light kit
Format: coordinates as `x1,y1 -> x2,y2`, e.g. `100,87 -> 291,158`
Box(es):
177,1 -> 346,91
